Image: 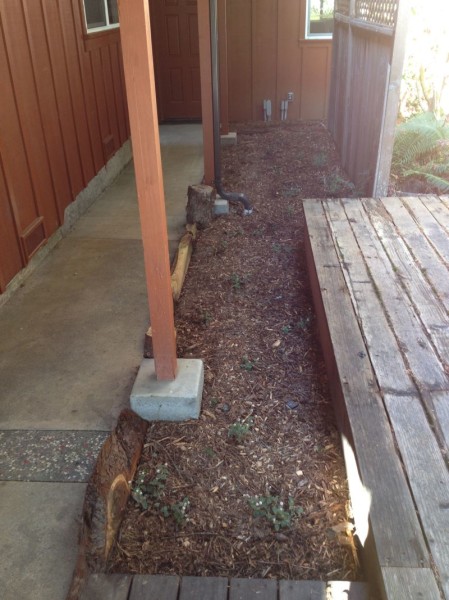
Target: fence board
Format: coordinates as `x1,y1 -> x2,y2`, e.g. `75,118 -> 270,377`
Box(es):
329,0 -> 407,195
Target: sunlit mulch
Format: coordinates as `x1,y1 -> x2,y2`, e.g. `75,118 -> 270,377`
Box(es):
109,121 -> 361,580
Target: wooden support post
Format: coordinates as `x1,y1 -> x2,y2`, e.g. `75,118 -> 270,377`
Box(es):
198,0 -> 215,186
117,0 -> 177,381
218,0 -> 229,136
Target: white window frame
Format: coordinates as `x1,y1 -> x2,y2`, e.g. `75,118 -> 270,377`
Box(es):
83,0 -> 120,34
306,0 -> 334,40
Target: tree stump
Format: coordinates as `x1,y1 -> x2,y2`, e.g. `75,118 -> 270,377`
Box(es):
186,184 -> 215,229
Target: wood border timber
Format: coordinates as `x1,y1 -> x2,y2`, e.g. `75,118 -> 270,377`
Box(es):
117,0 -> 177,381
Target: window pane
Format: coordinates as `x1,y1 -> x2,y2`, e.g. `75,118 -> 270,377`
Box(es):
107,0 -> 119,25
309,0 -> 334,36
84,0 -> 107,29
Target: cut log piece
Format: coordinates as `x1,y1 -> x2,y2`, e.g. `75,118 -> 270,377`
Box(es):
171,224 -> 197,301
67,409 -> 148,600
186,184 -> 215,229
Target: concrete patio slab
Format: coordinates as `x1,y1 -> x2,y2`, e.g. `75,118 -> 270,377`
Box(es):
0,481 -> 86,600
0,238 -> 148,431
0,123 -> 204,600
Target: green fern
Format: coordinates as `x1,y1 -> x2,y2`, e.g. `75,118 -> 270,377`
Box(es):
392,112 -> 449,191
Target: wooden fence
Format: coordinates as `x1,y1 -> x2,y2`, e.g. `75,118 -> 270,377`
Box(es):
328,0 -> 408,195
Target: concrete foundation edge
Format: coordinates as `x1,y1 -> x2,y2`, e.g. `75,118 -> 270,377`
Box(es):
0,140 -> 132,308
221,131 -> 237,146
130,359 -> 204,421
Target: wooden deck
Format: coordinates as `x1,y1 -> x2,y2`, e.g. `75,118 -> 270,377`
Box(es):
80,574 -> 369,599
304,196 -> 449,600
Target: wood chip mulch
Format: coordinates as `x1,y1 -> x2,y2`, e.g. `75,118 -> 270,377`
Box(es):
109,121 -> 362,581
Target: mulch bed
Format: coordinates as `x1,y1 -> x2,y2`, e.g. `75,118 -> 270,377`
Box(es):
109,121 -> 361,581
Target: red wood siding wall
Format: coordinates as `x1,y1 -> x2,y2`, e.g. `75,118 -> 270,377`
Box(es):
0,0 -> 129,293
226,0 -> 332,122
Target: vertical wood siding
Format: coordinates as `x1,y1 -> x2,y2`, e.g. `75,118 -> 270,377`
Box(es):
227,0 -> 332,123
0,0 -> 129,292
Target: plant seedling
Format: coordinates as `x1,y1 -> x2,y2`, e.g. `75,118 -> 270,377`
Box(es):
249,495 -> 304,531
312,152 -> 327,168
230,273 -> 242,289
240,355 -> 255,371
228,418 -> 253,442
132,464 -> 168,510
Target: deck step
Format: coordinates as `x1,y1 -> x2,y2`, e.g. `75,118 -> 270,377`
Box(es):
80,574 -> 370,599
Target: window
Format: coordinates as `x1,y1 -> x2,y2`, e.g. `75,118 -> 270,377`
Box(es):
306,0 -> 334,39
83,0 -> 119,33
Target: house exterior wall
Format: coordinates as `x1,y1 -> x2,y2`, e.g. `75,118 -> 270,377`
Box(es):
0,0 -> 129,293
226,0 -> 332,122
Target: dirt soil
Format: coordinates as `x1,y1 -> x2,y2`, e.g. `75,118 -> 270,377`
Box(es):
109,121 -> 361,581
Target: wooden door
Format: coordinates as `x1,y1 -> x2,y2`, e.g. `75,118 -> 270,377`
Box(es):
150,0 -> 202,121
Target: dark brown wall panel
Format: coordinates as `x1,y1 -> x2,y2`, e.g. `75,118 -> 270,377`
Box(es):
100,45 -> 121,154
0,0 -> 129,292
59,0 -> 96,185
71,0 -> 106,173
0,158 -> 23,292
0,22 -> 39,232
90,48 -> 113,148
227,0 -> 252,121
21,0 -> 72,221
226,0 -> 332,123
2,1 -> 60,237
276,0 -> 301,120
252,0 -> 278,120
110,43 -> 128,145
300,44 -> 331,120
41,0 -> 85,197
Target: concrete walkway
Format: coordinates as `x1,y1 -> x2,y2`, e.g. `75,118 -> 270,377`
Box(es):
0,125 -> 203,600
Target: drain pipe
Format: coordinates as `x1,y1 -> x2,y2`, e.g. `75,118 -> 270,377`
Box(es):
209,0 -> 252,215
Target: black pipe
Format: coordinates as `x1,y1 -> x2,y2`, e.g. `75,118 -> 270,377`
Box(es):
209,0 -> 252,215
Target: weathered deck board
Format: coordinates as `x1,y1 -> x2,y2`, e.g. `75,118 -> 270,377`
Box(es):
384,395 -> 449,599
327,581 -> 370,599
419,194 -> 449,233
130,575 -> 179,599
433,391 -> 449,449
80,574 -> 132,599
279,580 -> 325,599
365,197 -> 449,362
304,196 -> 449,600
229,577 -> 277,600
324,199 -> 414,394
382,197 -> 449,312
403,196 -> 449,263
279,580 -> 369,599
179,576 -> 228,600
381,567 -> 442,600
304,200 -> 429,569
79,575 -> 370,599
342,198 -> 448,391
